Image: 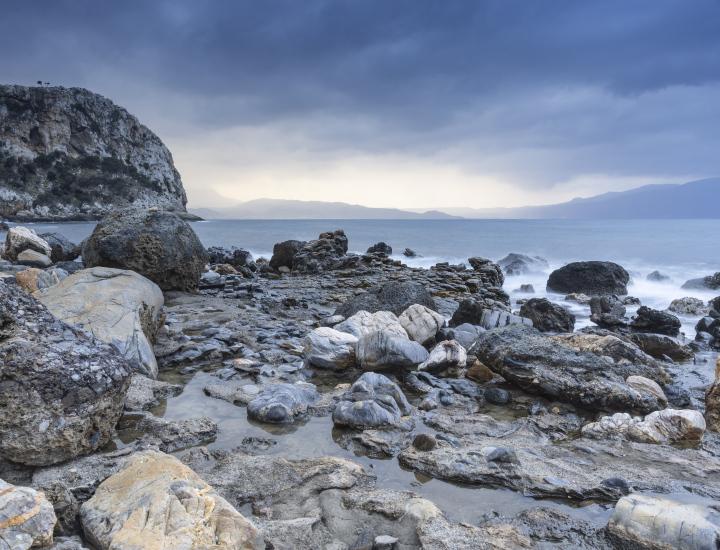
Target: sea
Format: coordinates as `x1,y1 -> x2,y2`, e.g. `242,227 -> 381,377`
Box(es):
10,218 -> 720,337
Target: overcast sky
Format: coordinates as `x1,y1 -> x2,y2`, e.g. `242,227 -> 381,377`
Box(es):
3,1 -> 720,208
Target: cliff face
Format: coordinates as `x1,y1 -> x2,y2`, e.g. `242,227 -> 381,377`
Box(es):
0,85 -> 188,221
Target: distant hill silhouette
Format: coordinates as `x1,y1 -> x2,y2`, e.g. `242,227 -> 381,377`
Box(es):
188,198 -> 462,219
428,177 -> 720,219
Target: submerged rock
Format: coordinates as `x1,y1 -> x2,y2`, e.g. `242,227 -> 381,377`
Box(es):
546,261 -> 629,296
82,208 -> 208,291
335,281 -> 437,318
607,495 -> 720,550
646,270 -> 672,283
80,451 -> 264,550
247,383 -> 321,423
0,281 -> 132,466
40,267 -> 165,378
0,479 -> 56,549
681,272 -> 720,291
304,327 -> 358,369
520,297 -> 575,332
470,324 -> 666,413
497,253 -> 549,276
332,372 -> 412,428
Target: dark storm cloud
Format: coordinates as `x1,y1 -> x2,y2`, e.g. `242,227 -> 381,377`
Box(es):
2,0 -> 720,193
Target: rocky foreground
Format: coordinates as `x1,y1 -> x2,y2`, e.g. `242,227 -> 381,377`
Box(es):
1,210 -> 720,549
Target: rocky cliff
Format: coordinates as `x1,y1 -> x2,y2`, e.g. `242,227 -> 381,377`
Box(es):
0,85 -> 189,221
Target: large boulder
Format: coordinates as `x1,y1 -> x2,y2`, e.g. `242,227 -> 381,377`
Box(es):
2,226 -> 51,262
332,372 -> 411,428
519,298 -> 575,332
247,383 -> 321,424
398,304 -> 445,345
546,261 -> 629,296
681,272 -> 720,290
355,330 -> 429,370
269,239 -> 307,270
0,280 -> 132,466
335,281 -> 437,318
80,451 -> 264,550
334,310 -> 408,339
469,324 -> 666,413
39,232 -> 79,263
0,479 -> 56,549
81,208 -> 208,292
304,327 -> 358,369
607,495 -> 720,550
40,267 -> 165,378
497,253 -> 549,275
668,297 -> 708,316
292,230 -> 355,273
627,409 -> 705,444
549,332 -> 667,384
630,306 -> 681,337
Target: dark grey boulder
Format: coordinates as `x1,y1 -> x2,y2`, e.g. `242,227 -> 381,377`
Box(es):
292,230 -> 357,273
589,295 -> 627,327
449,299 -> 484,327
630,306 -> 681,337
681,272 -> 720,290
335,281 -> 437,318
520,298 -> 575,332
498,253 -> 549,276
247,383 -> 321,423
468,257 -> 504,287
82,208 -> 208,292
366,242 -> 392,255
0,280 -> 132,466
437,324 -> 482,350
546,261 -> 629,296
646,270 -> 672,283
207,246 -> 254,269
269,239 -> 307,270
450,299 -> 531,330
39,233 -> 78,263
469,324 -> 665,413
403,248 -> 417,257
332,372 -> 411,428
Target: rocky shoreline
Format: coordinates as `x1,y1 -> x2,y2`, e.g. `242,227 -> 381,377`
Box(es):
1,209 -> 719,549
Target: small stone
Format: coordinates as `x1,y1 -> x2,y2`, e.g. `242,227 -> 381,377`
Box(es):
413,433 -> 437,451
484,387 -> 512,405
486,447 -> 520,465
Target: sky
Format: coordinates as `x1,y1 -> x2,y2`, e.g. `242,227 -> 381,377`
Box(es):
2,0 -> 720,209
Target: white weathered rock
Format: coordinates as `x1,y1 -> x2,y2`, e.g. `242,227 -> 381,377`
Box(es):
356,330 -> 429,370
40,267 -> 164,378
81,451 -> 264,550
626,375 -> 668,407
398,304 -> 446,345
1,226 -> 51,262
0,479 -> 56,550
607,495 -> 720,550
668,297 -> 708,316
304,327 -> 358,369
418,340 -> 468,378
583,409 -> 706,444
627,409 -> 706,444
334,310 -> 408,339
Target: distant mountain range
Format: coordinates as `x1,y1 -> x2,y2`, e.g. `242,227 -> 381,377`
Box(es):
188,177 -> 720,219
188,198 -> 462,219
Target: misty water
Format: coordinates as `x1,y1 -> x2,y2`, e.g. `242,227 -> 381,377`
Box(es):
9,218 -> 720,526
